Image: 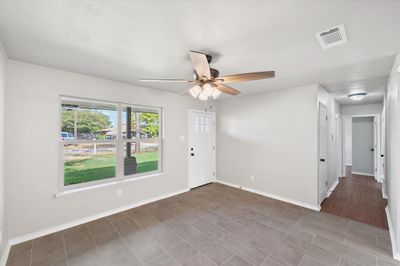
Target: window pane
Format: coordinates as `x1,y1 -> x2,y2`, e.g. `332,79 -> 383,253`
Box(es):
139,112 -> 159,138
122,107 -> 159,139
61,108 -> 75,141
61,100 -> 117,140
64,143 -> 116,186
123,141 -> 159,176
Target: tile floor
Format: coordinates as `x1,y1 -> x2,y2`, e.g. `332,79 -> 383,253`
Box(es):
6,183 -> 400,266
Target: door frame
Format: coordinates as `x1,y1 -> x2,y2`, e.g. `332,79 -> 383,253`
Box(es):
318,103 -> 329,205
339,113 -> 382,182
187,110 -> 216,189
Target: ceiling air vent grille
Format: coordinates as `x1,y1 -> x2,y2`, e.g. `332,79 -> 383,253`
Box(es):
316,24 -> 348,49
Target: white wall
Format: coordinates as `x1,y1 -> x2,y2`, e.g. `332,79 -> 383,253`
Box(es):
0,42 -> 6,254
341,103 -> 383,116
216,85 -> 319,208
5,60 -> 203,239
385,54 -> 400,258
318,87 -> 340,190
352,117 -> 374,176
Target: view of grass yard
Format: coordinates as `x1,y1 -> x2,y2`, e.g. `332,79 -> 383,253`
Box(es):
61,101 -> 160,186
64,148 -> 158,185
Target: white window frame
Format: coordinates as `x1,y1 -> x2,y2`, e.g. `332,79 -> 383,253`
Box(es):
59,96 -> 163,191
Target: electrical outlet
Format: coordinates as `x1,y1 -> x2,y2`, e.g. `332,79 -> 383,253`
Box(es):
117,189 -> 122,197
250,175 -> 255,181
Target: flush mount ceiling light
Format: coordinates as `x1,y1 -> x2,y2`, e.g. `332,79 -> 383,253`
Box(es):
348,92 -> 367,101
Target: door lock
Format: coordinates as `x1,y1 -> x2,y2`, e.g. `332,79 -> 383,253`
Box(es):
320,158 -> 325,162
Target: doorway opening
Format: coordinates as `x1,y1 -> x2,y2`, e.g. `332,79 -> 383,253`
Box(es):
321,113 -> 388,229
342,115 -> 381,181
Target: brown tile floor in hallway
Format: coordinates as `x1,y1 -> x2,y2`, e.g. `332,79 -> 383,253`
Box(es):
321,174 -> 388,230
6,183 -> 399,266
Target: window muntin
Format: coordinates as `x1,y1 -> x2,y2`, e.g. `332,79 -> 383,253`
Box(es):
60,97 -> 162,189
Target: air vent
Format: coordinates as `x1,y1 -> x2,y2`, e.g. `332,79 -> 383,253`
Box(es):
316,24 -> 348,49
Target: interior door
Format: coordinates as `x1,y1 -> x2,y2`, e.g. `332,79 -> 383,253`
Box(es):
188,111 -> 215,189
319,104 -> 328,204
373,116 -> 379,181
352,117 -> 374,176
380,111 -> 385,183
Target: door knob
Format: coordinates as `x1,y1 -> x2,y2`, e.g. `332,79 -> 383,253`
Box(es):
320,158 -> 325,162
190,153 -> 195,156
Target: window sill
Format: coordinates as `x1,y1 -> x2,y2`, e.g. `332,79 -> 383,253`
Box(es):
55,172 -> 165,198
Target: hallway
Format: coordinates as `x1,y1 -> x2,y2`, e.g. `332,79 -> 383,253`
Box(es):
321,174 -> 388,230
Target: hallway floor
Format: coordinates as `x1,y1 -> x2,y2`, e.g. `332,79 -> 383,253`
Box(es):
321,174 -> 388,230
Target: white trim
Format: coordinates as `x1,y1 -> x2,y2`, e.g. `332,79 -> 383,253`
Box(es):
9,188 -> 189,246
351,171 -> 374,177
382,186 -> 388,199
318,102 -> 328,205
0,242 -> 11,266
59,95 -> 163,192
340,113 -> 381,179
385,207 -> 400,261
327,179 -> 339,198
55,172 -> 165,198
216,179 -> 321,211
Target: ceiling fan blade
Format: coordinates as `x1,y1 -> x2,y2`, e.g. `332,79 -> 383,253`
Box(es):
214,83 -> 241,95
189,51 -> 211,79
217,71 -> 275,83
139,79 -> 194,83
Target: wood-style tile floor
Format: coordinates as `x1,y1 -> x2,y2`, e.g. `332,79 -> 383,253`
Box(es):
6,183 -> 399,266
321,174 -> 388,230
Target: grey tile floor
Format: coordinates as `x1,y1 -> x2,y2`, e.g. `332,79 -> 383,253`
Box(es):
6,183 -> 400,266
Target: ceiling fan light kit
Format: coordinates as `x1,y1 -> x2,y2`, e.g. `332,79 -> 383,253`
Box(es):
139,51 -> 275,101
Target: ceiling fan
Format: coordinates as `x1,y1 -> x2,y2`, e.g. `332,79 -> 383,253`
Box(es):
139,51 -> 275,101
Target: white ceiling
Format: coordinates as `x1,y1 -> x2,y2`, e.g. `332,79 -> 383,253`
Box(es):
0,0 -> 399,105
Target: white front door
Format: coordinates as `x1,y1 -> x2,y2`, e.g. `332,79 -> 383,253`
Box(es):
188,111 -> 215,189
319,104 -> 328,204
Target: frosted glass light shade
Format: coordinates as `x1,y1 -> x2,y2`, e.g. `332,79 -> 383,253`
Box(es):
189,85 -> 201,98
212,88 -> 222,99
203,83 -> 214,97
198,92 -> 208,101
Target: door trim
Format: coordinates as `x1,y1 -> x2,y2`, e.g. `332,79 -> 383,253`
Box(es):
318,102 -> 328,205
187,110 -> 216,189
340,113 -> 381,181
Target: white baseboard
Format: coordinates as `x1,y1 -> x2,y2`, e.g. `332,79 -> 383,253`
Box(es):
382,187 -> 388,199
0,242 -> 10,266
7,188 -> 189,247
327,180 -> 339,198
385,207 -> 400,261
216,179 -> 320,211
351,171 -> 374,177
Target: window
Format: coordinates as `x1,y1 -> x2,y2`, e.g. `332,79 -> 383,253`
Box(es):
60,97 -> 162,189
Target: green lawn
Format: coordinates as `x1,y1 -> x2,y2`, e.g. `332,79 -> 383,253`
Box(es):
64,151 -> 158,185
